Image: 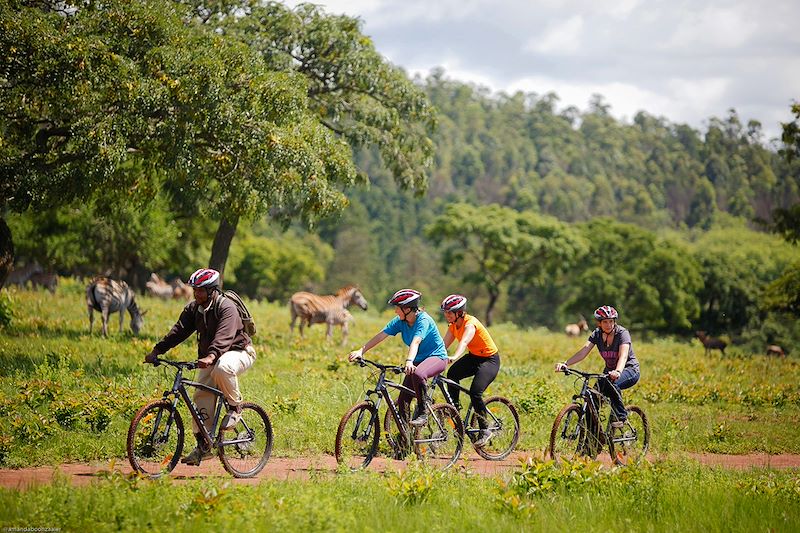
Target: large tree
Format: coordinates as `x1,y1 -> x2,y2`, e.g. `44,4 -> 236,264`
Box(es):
426,203 -> 587,325
2,0 -> 431,280
178,0 -> 437,272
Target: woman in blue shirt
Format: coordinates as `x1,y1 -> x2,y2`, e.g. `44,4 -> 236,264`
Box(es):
348,288 -> 448,426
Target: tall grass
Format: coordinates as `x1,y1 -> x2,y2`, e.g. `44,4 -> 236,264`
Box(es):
1,281 -> 799,467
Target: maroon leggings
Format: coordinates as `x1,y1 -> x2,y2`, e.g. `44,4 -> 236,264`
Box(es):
397,356 -> 447,415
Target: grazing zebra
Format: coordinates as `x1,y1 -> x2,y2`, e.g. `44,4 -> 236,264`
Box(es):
289,285 -> 368,342
145,273 -> 173,299
7,262 -> 43,288
86,277 -> 146,337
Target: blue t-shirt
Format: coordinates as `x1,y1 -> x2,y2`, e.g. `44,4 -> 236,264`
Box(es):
382,311 -> 448,364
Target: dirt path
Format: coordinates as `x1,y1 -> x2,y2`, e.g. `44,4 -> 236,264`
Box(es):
2,452 -> 799,491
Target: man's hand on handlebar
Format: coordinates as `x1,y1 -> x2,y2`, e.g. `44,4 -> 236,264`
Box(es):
348,348 -> 363,363
144,350 -> 159,365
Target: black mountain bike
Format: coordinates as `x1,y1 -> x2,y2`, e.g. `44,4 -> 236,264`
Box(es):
549,367 -> 649,465
426,373 -> 520,460
335,357 -> 464,470
127,358 -> 273,478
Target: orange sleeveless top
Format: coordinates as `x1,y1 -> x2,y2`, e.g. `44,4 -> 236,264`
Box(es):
448,314 -> 498,357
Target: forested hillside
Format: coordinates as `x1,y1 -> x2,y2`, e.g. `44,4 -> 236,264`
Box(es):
3,1 -> 798,352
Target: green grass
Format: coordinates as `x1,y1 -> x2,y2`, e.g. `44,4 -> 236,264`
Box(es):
2,283 -> 800,531
0,459 -> 798,532
1,281 -> 800,466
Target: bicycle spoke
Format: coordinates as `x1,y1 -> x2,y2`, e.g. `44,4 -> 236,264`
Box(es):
414,403 -> 463,470
218,403 -> 273,478
127,401 -> 184,478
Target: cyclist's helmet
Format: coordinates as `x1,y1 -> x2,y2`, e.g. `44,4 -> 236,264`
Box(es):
388,288 -> 421,308
440,294 -> 467,312
593,305 -> 618,320
188,268 -> 220,289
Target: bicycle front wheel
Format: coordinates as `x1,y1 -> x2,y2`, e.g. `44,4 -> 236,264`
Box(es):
549,403 -> 603,462
609,405 -> 650,465
127,400 -> 184,478
335,401 -> 380,470
383,403 -> 412,459
467,396 -> 520,460
414,403 -> 464,470
218,402 -> 273,478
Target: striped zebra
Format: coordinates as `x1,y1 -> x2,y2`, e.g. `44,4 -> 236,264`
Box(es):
289,285 -> 367,343
86,277 -> 146,337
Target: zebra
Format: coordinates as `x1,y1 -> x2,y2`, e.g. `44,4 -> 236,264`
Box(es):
289,285 -> 367,342
86,277 -> 146,337
7,261 -> 43,288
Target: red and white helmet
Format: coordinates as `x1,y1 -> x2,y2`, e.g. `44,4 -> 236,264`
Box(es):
388,288 -> 421,307
440,294 -> 467,312
188,268 -> 220,288
593,305 -> 618,320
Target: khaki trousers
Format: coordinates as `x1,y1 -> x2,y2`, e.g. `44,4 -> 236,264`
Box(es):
193,346 -> 256,433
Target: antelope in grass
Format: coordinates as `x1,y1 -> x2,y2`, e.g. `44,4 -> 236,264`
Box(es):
86,277 -> 146,337
565,316 -> 589,336
695,331 -> 727,356
289,285 -> 367,343
766,345 -> 786,357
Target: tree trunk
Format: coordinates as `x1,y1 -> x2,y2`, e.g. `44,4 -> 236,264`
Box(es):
0,217 -> 14,289
485,288 -> 499,327
209,215 -> 239,281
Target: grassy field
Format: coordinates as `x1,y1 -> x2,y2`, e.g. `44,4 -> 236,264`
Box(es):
1,282 -> 799,531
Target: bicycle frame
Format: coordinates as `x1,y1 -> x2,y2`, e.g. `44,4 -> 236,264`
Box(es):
356,358 -> 416,445
429,374 -> 500,438
560,368 -> 614,448
152,358 -> 253,451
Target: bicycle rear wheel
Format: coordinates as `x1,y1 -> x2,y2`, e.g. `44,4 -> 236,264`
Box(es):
335,401 -> 380,470
127,400 -> 184,478
609,405 -> 650,465
413,403 -> 464,469
466,396 -> 520,460
217,402 -> 273,478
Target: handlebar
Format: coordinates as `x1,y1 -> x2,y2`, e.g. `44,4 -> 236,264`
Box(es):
559,367 -> 609,380
150,357 -> 197,371
353,357 -> 404,374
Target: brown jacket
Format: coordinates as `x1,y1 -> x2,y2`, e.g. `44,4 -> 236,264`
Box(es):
153,294 -> 251,362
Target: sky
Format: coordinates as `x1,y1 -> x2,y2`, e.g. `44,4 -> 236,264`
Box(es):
287,0 -> 800,143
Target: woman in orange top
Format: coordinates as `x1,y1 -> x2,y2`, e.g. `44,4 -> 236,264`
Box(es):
440,294 -> 500,448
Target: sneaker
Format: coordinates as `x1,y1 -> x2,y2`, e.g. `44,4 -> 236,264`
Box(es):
181,446 -> 213,465
474,429 -> 493,448
611,419 -> 626,429
409,414 -> 428,427
221,408 -> 242,430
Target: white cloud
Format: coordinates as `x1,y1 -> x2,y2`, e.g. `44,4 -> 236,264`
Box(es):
665,6 -> 759,50
524,15 -> 585,55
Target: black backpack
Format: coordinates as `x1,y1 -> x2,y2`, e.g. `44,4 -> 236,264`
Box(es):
216,290 -> 256,336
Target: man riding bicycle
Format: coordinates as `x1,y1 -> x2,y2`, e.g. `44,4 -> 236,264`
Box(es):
555,305 -> 640,428
144,268 -> 256,465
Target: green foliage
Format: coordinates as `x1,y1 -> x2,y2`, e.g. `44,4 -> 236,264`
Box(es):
386,460 -> 437,505
0,290 -> 14,328
426,203 -> 587,325
227,230 -> 332,301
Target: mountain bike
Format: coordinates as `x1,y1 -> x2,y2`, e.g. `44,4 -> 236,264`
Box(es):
335,357 -> 464,470
549,367 -> 649,465
424,373 -> 520,460
127,358 -> 273,478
